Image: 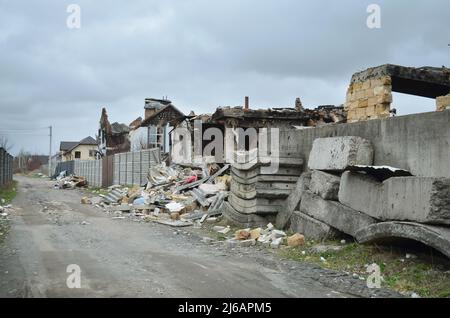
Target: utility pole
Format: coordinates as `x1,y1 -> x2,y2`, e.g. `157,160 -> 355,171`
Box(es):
48,125 -> 52,177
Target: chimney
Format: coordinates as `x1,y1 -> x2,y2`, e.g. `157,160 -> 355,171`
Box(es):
244,96 -> 249,111
295,97 -> 303,111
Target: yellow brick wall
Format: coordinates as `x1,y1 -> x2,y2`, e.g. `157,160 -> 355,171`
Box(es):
436,94 -> 450,111
345,75 -> 392,122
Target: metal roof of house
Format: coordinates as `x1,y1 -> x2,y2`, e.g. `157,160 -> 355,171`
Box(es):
60,141 -> 79,151
61,136 -> 98,153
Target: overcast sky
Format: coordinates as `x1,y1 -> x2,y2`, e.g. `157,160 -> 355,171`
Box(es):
0,0 -> 449,155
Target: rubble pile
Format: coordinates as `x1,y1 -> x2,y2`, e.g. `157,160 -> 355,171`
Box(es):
277,136 -> 450,258
55,173 -> 88,189
216,222 -> 305,249
93,163 -> 231,227
224,153 -> 303,228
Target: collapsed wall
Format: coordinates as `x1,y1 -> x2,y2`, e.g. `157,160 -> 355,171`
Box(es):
345,64 -> 450,123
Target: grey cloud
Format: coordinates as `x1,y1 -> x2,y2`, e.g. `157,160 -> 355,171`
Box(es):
0,0 -> 448,155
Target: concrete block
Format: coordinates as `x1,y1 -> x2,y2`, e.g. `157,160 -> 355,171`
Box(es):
383,177 -> 450,225
308,137 -> 374,171
289,211 -> 342,242
338,171 -> 383,219
275,172 -> 311,229
309,170 -> 341,200
301,191 -> 377,237
355,222 -> 450,259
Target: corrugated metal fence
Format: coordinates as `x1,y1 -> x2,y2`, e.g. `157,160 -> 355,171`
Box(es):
53,148 -> 160,187
0,147 -> 13,187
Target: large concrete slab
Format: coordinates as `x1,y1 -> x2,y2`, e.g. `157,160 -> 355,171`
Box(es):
289,211 -> 342,242
340,172 -> 450,225
308,136 -> 373,171
383,177 -> 450,225
338,171 -> 383,219
355,222 -> 450,259
309,170 -> 341,200
294,111 -> 450,178
276,172 -> 311,229
300,191 -> 377,237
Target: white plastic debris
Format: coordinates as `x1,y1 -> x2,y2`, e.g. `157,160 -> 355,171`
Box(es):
165,202 -> 184,213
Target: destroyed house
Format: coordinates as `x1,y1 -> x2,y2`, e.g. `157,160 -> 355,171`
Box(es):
98,108 -> 131,156
140,98 -> 186,153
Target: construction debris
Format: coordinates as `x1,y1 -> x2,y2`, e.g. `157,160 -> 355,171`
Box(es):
87,162 -> 231,227
56,175 -> 87,189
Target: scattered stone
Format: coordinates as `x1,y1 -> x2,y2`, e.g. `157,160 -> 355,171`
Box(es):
81,221 -> 89,225
270,237 -> 283,249
170,212 -> 180,221
310,244 -> 344,254
206,217 -> 218,223
250,228 -> 262,240
270,230 -> 287,239
213,226 -> 227,232
287,233 -> 305,247
340,239 -> 347,244
217,226 -> 230,234
235,229 -> 251,240
239,239 -> 256,247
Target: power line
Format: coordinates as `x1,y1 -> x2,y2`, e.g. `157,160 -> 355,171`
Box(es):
0,127 -> 49,132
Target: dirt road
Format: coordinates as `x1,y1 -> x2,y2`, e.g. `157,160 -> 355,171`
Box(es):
0,176 -> 396,298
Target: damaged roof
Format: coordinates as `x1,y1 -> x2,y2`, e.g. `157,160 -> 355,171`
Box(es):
111,122 -> 130,135
211,105 -> 346,127
351,64 -> 450,98
141,104 -> 186,127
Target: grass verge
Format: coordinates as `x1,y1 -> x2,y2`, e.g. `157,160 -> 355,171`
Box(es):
0,181 -> 18,244
280,240 -> 450,298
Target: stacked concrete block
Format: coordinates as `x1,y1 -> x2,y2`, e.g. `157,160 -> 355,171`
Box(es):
308,136 -> 374,171
275,172 -> 311,229
345,75 -> 392,122
283,136 -> 376,241
300,191 -> 377,237
224,157 -> 303,227
289,210 -> 342,242
436,94 -> 450,112
339,172 -> 450,225
309,170 -> 341,200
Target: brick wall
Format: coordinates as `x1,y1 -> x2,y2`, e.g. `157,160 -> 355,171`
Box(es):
345,75 -> 392,123
436,94 -> 450,111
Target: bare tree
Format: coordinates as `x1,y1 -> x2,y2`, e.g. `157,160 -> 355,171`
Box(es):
0,135 -> 13,152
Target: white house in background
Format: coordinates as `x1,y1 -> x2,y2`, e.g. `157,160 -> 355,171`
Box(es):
59,136 -> 98,161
